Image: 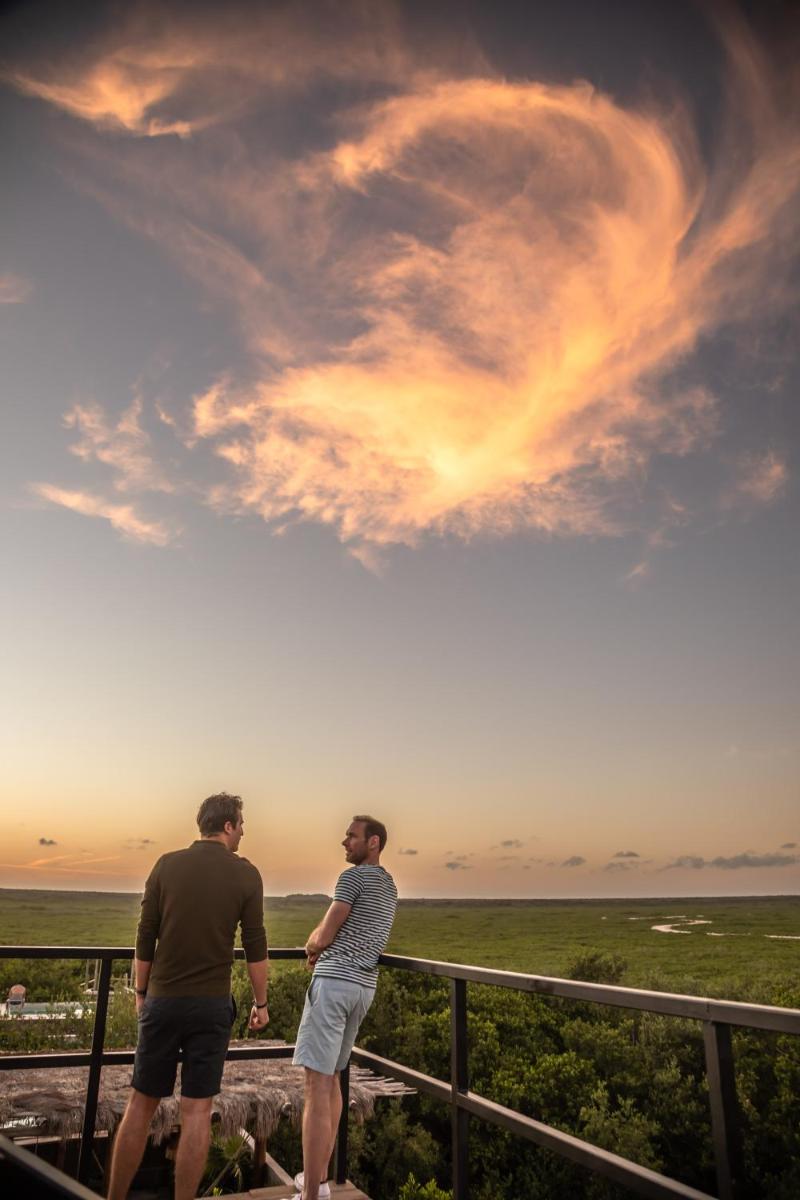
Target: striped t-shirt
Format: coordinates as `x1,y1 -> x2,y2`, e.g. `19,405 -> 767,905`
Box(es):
313,864 -> 397,988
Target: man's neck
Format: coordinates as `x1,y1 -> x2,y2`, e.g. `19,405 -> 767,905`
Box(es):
201,834 -> 232,851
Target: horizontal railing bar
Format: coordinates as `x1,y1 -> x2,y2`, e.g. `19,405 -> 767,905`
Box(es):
350,1048 -> 714,1200
3,944 -> 798,1032
0,946 -> 136,960
351,1047 -> 452,1103
456,1091 -> 715,1200
0,946 -> 306,961
3,943 -> 799,1034
0,1133 -> 101,1198
3,941 -> 795,1200
0,1043 -> 296,1071
378,953 -> 800,1034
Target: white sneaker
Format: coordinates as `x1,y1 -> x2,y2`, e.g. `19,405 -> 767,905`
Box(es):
293,1172 -> 331,1198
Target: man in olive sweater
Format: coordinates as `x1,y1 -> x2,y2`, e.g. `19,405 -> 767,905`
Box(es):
108,793 -> 269,1200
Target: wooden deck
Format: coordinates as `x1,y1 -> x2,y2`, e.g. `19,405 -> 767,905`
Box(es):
229,1185 -> 369,1199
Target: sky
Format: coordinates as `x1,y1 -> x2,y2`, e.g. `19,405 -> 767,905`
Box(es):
1,0 -> 798,899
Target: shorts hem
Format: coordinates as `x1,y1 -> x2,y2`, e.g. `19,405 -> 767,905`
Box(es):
292,1050 -> 337,1076
131,1079 -> 175,1099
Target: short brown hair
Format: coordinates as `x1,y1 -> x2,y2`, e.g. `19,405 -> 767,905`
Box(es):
353,814 -> 388,851
197,792 -> 242,836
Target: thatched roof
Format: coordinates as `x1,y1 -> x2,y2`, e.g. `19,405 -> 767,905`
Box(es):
0,1042 -> 413,1145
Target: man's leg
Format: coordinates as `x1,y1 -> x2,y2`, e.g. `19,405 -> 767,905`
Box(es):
301,1069 -> 340,1200
325,1071 -> 342,1180
174,1095 -> 214,1200
107,1090 -> 160,1200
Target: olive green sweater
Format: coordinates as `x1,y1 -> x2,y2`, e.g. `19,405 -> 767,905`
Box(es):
135,840 -> 268,997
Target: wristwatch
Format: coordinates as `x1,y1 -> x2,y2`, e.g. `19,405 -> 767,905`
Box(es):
254,1000 -> 268,1009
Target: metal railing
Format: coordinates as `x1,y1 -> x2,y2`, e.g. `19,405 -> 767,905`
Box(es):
0,1132 -> 102,1198
2,945 -> 799,1199
371,953 -> 800,1200
0,946 -> 307,1190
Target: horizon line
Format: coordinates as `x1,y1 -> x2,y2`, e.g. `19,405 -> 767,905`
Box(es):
1,886 -> 798,902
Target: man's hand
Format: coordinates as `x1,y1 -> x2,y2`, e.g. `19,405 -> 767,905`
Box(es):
305,935 -> 322,968
249,1003 -> 269,1031
303,900 -> 351,969
133,958 -> 152,1015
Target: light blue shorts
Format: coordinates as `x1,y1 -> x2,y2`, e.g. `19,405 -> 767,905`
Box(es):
292,976 -> 374,1075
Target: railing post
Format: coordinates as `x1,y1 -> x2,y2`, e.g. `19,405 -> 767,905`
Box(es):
703,1021 -> 744,1200
334,1061 -> 350,1185
451,977 -> 469,1200
78,956 -> 112,1186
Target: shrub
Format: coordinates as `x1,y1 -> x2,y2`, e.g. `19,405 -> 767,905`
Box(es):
399,1174 -> 452,1200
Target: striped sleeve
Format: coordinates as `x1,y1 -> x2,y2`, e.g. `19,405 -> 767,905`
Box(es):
313,865 -> 398,986
333,869 -> 364,906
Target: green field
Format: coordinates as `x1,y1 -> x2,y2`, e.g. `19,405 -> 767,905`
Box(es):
2,889 -> 799,1199
1,889 -> 798,996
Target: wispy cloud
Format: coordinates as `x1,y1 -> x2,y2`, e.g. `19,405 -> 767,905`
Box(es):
0,272 -> 32,304
624,560 -> 651,584
781,842 -> 797,850
561,855 -> 586,868
662,851 -> 799,871
712,852 -> 799,870
124,837 -> 157,850
64,397 -> 175,494
31,483 -> 175,546
398,847 -> 418,856
444,860 -> 472,871
726,451 -> 789,508
38,837 -> 57,846
499,839 -> 524,849
613,850 -> 640,858
2,2 -> 428,138
9,3 -> 800,554
2,854 -> 123,876
662,855 -> 706,870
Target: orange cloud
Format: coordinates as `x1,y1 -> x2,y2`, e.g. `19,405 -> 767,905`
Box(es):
65,396 -> 174,493
1,855 -> 123,876
729,451 -> 789,507
8,58 -> 195,137
189,49 -> 793,549
3,1 -> 438,137
11,4 -> 799,554
31,483 -> 174,546
0,272 -> 32,304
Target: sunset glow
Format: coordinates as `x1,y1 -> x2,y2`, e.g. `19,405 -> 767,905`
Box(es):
2,1 -> 798,897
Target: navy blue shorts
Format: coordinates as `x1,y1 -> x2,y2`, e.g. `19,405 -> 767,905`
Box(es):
132,995 -> 236,1099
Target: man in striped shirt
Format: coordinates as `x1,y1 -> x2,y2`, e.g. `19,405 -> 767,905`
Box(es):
292,816 -> 397,1200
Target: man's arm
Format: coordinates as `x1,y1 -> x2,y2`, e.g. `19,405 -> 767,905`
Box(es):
241,875 -> 270,1030
134,861 -> 161,1012
305,900 -> 352,964
133,958 -> 152,1014
247,957 -> 270,1030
